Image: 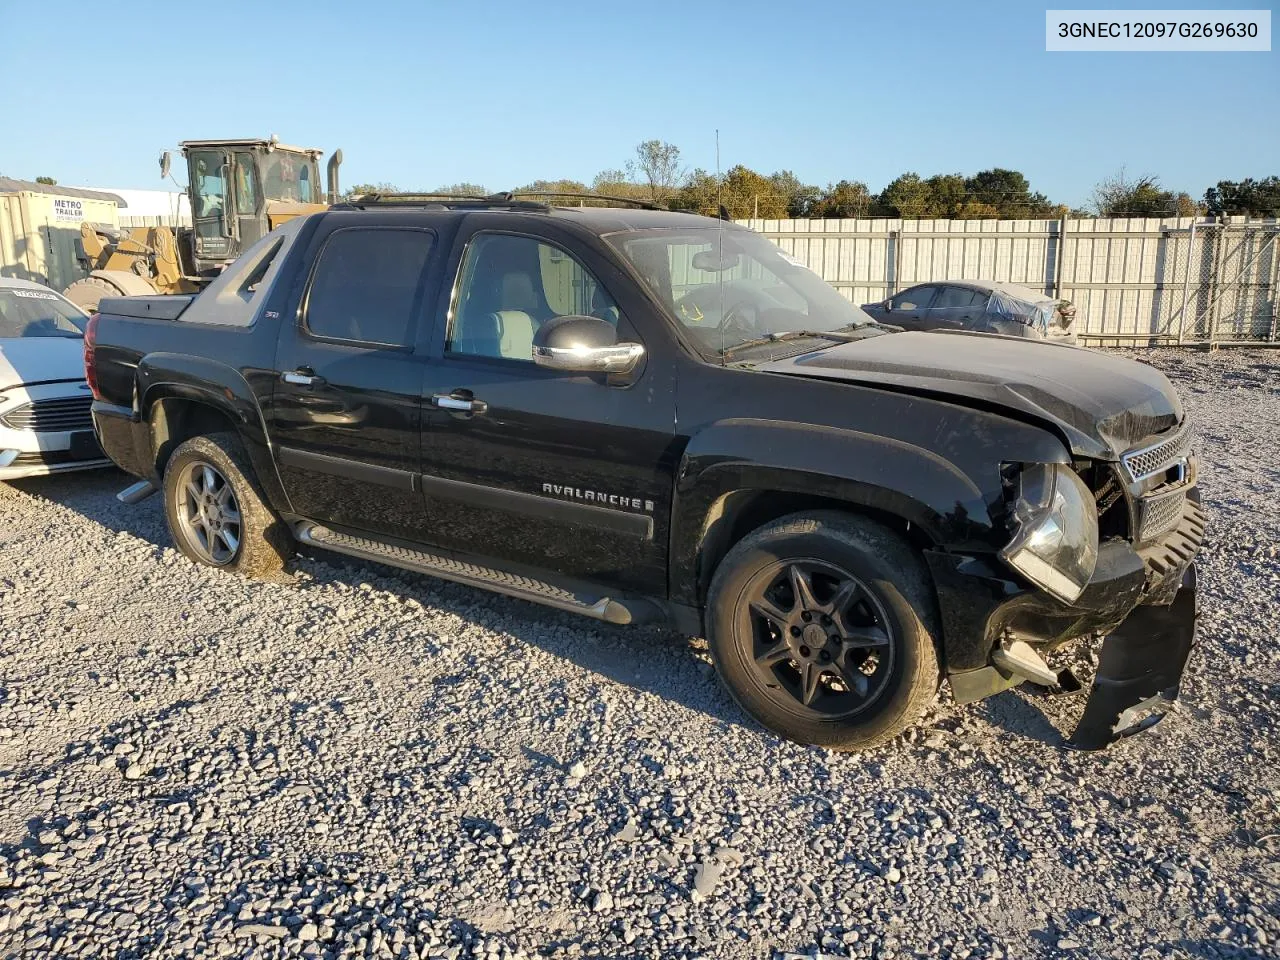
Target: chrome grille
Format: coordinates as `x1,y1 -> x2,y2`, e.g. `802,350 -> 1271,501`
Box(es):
1138,489 -> 1187,541
0,396 -> 93,433
1122,428 -> 1192,483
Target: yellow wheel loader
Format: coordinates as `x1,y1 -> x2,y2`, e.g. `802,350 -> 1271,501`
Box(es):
64,137 -> 342,311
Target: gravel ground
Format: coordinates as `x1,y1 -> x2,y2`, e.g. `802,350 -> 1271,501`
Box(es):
1,348 -> 1278,960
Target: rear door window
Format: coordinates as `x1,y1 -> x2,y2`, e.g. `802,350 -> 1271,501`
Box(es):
934,286 -> 983,309
304,228 -> 435,347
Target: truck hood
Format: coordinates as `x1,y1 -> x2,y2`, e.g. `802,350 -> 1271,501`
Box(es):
756,331 -> 1182,459
0,337 -> 87,391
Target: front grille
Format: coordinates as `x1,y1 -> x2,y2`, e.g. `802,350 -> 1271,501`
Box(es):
9,448 -> 102,466
1122,427 -> 1192,483
1138,488 -> 1187,541
1136,498 -> 1206,580
0,396 -> 93,433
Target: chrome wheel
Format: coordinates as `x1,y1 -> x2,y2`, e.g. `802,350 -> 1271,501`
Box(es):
738,559 -> 896,719
175,460 -> 242,566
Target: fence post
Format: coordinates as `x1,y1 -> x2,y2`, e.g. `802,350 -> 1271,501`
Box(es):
1054,216 -> 1067,300
1206,221 -> 1227,349
888,228 -> 901,297
1177,221 -> 1196,346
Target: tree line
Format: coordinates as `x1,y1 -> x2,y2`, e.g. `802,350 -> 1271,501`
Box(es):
346,140 -> 1280,220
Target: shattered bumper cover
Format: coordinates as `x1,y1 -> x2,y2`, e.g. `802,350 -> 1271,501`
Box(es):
1068,563 -> 1198,750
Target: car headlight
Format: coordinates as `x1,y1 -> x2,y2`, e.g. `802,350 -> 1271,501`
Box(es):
999,463 -> 1099,603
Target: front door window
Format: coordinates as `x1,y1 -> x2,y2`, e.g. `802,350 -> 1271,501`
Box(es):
447,233 -> 622,362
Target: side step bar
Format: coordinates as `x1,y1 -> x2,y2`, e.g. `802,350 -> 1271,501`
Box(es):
295,522 -> 635,625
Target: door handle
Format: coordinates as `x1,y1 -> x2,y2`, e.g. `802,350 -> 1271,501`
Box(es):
432,391 -> 488,415
282,368 -> 325,387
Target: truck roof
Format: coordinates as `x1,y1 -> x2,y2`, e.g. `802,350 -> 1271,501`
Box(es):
179,139 -> 323,156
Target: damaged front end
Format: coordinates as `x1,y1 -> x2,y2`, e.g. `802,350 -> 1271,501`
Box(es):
1068,563 -> 1198,749
928,428 -> 1206,750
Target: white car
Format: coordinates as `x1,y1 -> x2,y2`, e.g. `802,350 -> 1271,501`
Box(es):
0,277 -> 112,480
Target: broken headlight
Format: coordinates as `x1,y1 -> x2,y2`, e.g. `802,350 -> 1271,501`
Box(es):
999,463 -> 1099,603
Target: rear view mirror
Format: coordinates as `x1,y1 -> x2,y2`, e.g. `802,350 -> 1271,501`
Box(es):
159,151 -> 171,179
533,315 -> 644,374
691,250 -> 741,272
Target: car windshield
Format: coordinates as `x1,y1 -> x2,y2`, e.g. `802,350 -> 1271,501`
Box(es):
0,288 -> 86,338
609,227 -> 875,355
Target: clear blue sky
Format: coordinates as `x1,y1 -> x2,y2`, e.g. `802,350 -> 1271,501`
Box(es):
3,0 -> 1276,208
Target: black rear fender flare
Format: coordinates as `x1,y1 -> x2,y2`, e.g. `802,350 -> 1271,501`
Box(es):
136,354 -> 289,514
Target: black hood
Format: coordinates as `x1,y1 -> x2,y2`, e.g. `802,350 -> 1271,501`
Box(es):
756,330 -> 1182,459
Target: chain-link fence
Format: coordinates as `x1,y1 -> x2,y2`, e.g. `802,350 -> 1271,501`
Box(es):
1171,222 -> 1279,344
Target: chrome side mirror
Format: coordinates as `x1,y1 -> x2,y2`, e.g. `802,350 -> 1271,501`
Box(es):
532,315 -> 645,374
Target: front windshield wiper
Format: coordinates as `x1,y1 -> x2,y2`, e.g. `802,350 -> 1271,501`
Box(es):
718,329 -> 862,360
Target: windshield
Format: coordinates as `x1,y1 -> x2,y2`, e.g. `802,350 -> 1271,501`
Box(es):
261,152 -> 321,203
609,227 -> 875,355
0,288 -> 86,338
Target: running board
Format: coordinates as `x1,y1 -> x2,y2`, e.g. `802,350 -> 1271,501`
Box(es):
294,522 -> 635,625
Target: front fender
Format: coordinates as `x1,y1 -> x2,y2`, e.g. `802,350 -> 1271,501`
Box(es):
137,354 -> 289,513
669,418 -> 996,606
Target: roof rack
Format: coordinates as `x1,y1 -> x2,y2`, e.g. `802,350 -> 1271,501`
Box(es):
331,191 -> 664,212
333,192 -> 549,211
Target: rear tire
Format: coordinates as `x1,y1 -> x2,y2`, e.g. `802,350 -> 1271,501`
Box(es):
162,432 -> 294,578
706,511 -> 940,751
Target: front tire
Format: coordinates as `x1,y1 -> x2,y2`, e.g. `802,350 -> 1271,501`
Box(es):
706,511 -> 941,751
162,432 -> 294,578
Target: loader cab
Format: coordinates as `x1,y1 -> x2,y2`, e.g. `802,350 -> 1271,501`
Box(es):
177,138 -> 328,276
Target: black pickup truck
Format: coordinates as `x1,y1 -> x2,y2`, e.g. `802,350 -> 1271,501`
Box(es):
86,196 -> 1204,752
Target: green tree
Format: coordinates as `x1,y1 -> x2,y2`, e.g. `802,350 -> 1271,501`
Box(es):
343,181 -> 399,198
768,170 -> 821,217
634,140 -> 684,201
672,168 -> 722,216
434,182 -> 488,196
924,174 -> 967,217
516,179 -> 589,195
1092,170 -> 1199,217
35,175 -> 56,185
1205,177 -> 1280,217
879,173 -> 933,218
590,169 -> 651,201
810,180 -> 872,218
964,168 -> 1056,217
721,165 -> 788,218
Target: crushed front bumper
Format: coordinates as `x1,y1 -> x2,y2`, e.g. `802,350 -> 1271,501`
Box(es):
927,494 -> 1204,750
1068,562 -> 1197,749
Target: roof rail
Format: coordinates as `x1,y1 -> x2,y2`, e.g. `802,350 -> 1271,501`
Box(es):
330,191 -> 664,212
332,192 -> 550,211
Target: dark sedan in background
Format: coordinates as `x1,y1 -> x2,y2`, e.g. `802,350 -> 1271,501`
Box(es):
862,280 -> 1077,344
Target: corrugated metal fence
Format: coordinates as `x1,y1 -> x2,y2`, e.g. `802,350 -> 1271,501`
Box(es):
741,215 -> 1280,345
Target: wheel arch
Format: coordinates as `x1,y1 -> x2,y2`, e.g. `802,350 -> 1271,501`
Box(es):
137,354 -> 290,514
671,419 -> 997,612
